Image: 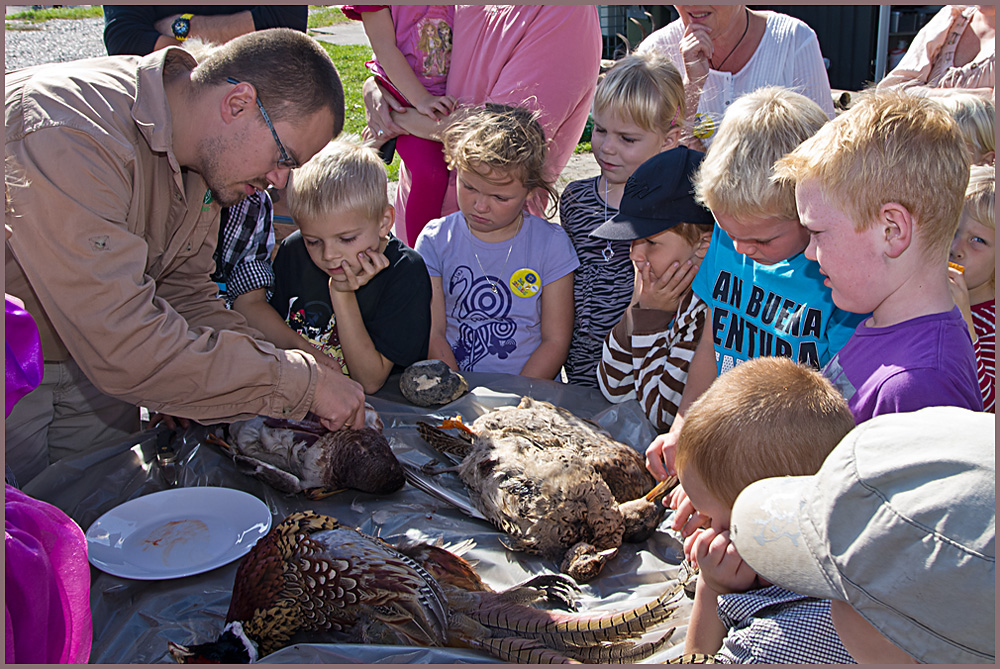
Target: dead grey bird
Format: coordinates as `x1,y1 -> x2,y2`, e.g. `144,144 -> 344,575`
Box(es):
414,397 -> 676,582
208,405 -> 405,499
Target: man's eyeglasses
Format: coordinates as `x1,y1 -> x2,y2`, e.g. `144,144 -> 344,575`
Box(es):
226,77 -> 298,169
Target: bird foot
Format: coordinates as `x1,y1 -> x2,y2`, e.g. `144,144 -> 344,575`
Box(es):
503,573 -> 581,611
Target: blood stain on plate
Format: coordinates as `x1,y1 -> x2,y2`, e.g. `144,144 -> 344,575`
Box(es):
141,519 -> 209,565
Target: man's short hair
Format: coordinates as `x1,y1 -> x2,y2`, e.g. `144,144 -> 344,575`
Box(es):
693,87 -> 828,222
287,137 -> 388,224
192,28 -> 344,137
774,90 -> 970,257
592,51 -> 685,135
675,356 -> 855,507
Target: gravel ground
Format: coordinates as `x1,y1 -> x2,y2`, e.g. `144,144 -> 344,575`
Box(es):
5,17 -> 107,71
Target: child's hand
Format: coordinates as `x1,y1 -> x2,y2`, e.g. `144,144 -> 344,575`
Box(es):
636,259 -> 698,312
687,527 -> 757,595
668,485 -> 711,538
415,94 -> 456,121
948,266 -> 977,343
329,247 -> 390,293
646,431 -> 678,480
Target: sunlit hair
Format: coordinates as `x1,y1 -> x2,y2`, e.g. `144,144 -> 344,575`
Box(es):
192,28 -> 344,136
774,89 -> 969,257
933,94 -> 995,165
287,136 -> 388,224
675,357 -> 855,508
442,103 -> 558,216
964,164 -> 995,231
593,51 -> 685,135
693,87 -> 828,221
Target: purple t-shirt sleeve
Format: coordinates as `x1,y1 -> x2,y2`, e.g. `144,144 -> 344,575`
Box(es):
413,217 -> 444,278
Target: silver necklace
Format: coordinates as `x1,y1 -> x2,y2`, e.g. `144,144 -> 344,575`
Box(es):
602,176 -> 615,262
467,212 -> 523,293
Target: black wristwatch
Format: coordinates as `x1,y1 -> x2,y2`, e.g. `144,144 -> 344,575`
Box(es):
171,13 -> 194,41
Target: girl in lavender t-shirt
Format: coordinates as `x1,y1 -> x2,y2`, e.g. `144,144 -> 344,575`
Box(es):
343,5 -> 455,245
416,104 -> 578,379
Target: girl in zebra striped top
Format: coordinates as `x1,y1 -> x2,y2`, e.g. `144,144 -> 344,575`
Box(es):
562,52 -> 686,388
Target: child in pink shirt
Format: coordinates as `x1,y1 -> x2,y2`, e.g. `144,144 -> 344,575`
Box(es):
344,5 -> 455,245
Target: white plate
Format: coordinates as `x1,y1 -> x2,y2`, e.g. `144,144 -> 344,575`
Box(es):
86,487 -> 272,580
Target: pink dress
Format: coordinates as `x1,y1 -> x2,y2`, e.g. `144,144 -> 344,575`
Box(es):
343,5 -> 455,245
393,5 -> 603,234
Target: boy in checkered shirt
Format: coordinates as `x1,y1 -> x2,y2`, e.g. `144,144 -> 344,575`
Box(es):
673,356 -> 856,664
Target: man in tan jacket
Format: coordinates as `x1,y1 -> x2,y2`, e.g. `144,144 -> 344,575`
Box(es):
5,29 -> 367,485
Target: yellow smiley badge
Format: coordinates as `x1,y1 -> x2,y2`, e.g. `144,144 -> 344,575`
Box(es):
509,268 -> 541,298
692,112 -> 716,140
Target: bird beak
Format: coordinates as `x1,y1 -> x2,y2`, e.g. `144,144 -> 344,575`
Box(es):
644,476 -> 677,503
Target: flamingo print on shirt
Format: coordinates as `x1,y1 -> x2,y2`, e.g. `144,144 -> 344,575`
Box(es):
448,266 -> 517,369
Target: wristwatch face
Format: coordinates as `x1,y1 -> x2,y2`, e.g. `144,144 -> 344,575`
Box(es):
172,16 -> 191,39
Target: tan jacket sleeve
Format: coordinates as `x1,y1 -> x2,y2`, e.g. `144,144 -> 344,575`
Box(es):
6,125 -> 317,423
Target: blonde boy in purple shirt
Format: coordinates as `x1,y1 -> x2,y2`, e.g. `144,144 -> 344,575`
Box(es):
774,91 -> 982,421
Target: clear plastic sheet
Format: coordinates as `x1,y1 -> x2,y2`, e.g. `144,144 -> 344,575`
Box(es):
23,372 -> 693,664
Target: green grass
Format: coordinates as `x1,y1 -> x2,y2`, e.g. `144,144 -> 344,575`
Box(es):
319,42 -> 401,181
308,5 -> 350,29
5,5 -> 103,23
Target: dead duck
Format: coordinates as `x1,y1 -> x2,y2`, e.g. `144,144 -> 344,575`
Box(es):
208,405 -> 405,499
414,396 -> 676,582
168,511 -> 683,664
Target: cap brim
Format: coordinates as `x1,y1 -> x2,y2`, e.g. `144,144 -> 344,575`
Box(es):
730,475 -> 843,601
590,214 -> 683,241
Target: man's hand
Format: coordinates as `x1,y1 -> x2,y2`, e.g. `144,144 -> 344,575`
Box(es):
685,527 -> 757,594
310,363 -> 366,432
636,259 -> 698,312
153,14 -> 182,37
329,247 -> 390,293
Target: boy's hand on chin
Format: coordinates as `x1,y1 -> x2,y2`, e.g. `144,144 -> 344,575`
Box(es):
329,248 -> 390,293
690,527 -> 757,595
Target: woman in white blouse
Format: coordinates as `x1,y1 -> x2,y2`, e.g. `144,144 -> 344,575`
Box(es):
877,5 -> 994,100
638,5 -> 835,150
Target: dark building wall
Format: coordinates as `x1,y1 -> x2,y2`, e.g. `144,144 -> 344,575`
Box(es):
753,5 -> 879,90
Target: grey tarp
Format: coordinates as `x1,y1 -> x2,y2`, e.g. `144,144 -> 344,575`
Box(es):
22,371 -> 693,664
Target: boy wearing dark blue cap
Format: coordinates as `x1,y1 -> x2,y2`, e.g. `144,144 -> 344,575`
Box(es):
593,146 -> 714,431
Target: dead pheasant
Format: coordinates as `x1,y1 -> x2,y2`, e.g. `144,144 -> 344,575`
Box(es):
207,404 -> 405,499
414,396 -> 676,582
168,511 -> 684,664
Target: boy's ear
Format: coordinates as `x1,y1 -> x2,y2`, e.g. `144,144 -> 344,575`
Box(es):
693,230 -> 712,259
979,150 -> 995,166
662,127 -> 683,152
880,202 -> 913,259
379,205 -> 395,239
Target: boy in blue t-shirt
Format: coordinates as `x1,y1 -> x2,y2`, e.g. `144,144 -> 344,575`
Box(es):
646,88 -> 865,525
